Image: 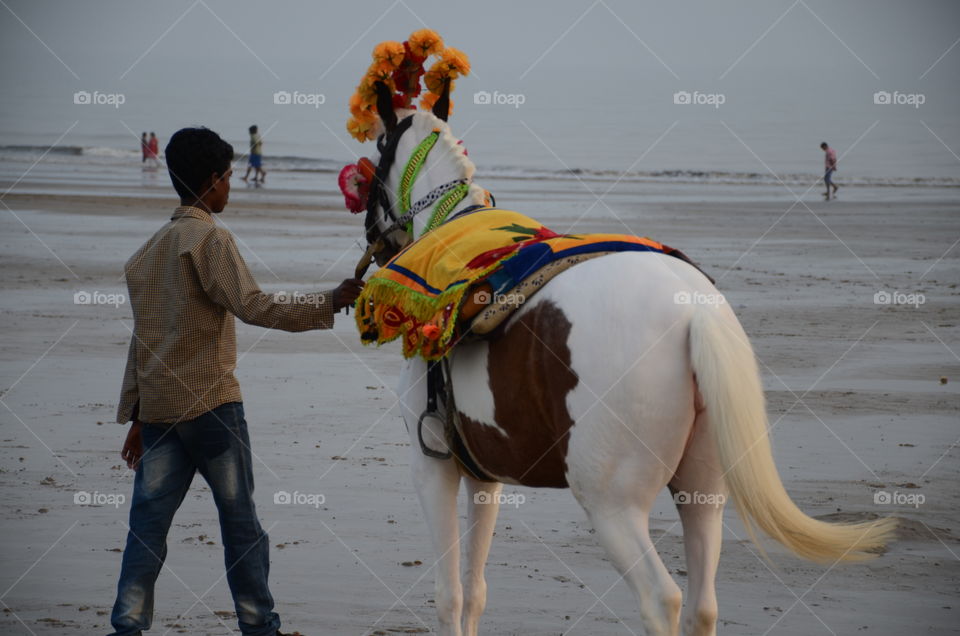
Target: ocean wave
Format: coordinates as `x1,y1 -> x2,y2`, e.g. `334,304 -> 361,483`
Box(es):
479,167 -> 960,188
0,144 -> 957,188
0,144 -> 141,160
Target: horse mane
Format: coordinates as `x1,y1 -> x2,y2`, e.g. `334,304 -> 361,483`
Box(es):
397,109 -> 489,211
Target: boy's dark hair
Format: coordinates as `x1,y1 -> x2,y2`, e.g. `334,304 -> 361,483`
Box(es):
820,142 -> 828,149
249,125 -> 258,134
165,128 -> 234,200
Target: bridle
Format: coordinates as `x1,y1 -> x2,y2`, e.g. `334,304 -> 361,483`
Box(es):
363,116 -> 414,244
356,114 -> 471,279
355,115 -> 414,278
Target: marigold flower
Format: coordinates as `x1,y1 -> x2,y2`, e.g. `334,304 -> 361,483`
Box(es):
440,47 -> 470,76
419,92 -> 439,110
408,29 -> 444,58
420,93 -> 453,117
424,68 -> 454,94
346,110 -> 378,142
349,92 -> 372,117
419,92 -> 454,116
355,79 -> 377,102
372,41 -> 405,68
366,61 -> 396,83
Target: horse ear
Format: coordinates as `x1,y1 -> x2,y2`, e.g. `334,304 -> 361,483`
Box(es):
374,81 -> 397,131
432,80 -> 451,122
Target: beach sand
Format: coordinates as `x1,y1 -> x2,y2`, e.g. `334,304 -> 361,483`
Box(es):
0,181 -> 958,635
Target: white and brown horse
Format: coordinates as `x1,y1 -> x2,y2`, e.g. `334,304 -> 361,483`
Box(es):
354,85 -> 896,636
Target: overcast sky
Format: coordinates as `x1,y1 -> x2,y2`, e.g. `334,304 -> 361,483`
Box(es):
1,0 -> 957,175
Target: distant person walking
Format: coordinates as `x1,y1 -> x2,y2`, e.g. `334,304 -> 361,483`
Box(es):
821,141 -> 839,200
243,125 -> 266,184
140,132 -> 149,163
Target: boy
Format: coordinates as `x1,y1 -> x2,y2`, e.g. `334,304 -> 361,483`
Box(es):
109,127 -> 363,636
243,124 -> 266,184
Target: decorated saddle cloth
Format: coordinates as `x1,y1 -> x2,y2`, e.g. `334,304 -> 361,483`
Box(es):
355,208 -> 685,360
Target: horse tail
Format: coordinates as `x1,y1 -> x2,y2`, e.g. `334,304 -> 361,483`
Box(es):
688,305 -> 897,562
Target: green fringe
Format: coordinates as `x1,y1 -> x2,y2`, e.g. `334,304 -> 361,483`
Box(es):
422,183 -> 470,236
354,254 -> 513,359
400,131 -> 440,215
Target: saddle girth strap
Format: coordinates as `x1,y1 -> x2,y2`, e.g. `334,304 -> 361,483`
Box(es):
417,360 -> 496,482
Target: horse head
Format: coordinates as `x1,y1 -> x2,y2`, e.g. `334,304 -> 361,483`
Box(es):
364,80 -> 489,265
337,32 -> 489,273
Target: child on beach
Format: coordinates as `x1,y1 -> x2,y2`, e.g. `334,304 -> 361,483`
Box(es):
243,124 -> 266,184
108,126 -> 363,636
139,132 -> 148,163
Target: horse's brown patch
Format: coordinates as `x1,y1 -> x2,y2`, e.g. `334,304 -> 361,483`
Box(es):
457,300 -> 579,487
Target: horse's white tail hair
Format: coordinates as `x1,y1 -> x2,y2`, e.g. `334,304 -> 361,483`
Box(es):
689,305 -> 897,563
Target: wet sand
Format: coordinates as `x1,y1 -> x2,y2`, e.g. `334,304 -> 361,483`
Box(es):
0,181 -> 958,635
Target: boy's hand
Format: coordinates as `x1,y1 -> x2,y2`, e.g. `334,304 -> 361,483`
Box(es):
121,421 -> 143,470
332,278 -> 365,311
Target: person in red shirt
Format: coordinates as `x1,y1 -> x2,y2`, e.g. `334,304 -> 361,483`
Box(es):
147,132 -> 159,163
821,142 -> 839,200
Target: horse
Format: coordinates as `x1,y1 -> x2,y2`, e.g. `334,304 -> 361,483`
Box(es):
352,83 -> 897,636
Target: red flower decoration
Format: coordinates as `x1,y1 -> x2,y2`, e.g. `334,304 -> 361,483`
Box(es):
338,157 -> 376,213
390,42 -> 426,110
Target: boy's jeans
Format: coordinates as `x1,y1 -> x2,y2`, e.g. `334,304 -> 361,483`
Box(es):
108,402 -> 281,636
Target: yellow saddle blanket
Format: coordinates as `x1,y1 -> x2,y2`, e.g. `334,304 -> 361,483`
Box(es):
354,208 -> 673,360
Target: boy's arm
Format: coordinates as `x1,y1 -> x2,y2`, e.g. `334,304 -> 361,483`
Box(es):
116,334 -> 140,424
192,228 -> 338,332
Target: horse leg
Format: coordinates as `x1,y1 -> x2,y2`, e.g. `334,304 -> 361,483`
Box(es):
400,359 -> 464,635
570,448 -> 683,636
669,410 -> 725,636
583,502 -> 682,636
410,452 -> 464,635
460,477 -> 501,636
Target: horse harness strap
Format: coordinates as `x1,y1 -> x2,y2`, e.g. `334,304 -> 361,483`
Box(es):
399,131 -> 440,216
417,361 -> 450,459
393,178 -> 470,236
416,359 -> 496,482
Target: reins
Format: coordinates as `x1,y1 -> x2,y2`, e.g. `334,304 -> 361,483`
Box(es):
363,115 -> 415,244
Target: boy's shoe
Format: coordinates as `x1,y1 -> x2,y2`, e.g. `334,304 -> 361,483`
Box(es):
277,631 -> 304,636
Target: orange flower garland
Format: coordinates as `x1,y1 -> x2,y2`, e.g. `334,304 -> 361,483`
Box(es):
371,41 -> 405,68
408,28 -> 444,58
345,30 -> 470,142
